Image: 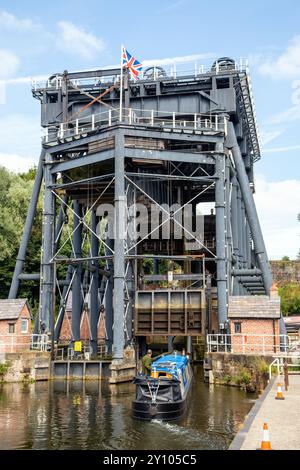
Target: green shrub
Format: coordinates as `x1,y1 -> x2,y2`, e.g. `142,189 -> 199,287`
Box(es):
223,374 -> 232,384
0,361 -> 10,380
240,370 -> 251,385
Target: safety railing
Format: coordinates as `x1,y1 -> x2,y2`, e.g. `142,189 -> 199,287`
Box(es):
54,343 -> 107,360
43,107 -> 227,143
32,75 -> 117,91
0,334 -> 48,353
207,333 -> 291,355
268,357 -> 300,380
31,57 -> 249,91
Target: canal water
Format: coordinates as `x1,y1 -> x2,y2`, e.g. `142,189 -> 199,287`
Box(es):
0,366 -> 255,450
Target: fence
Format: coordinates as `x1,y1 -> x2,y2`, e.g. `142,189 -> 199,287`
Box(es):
31,57 -> 249,91
207,333 -> 290,355
54,343 -> 107,360
0,334 -> 48,353
43,107 -> 227,143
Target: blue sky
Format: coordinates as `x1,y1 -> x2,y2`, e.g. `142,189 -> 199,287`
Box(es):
0,0 -> 299,258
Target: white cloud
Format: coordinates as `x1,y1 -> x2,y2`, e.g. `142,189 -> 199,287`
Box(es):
0,153 -> 37,173
57,21 -> 106,60
0,114 -> 41,156
159,0 -> 187,13
268,104 -> 300,125
254,176 -> 300,259
143,53 -> 215,67
0,10 -> 39,32
260,129 -> 283,146
259,35 -> 300,80
2,74 -> 48,85
0,49 -> 20,78
263,144 -> 300,153
266,80 -> 300,125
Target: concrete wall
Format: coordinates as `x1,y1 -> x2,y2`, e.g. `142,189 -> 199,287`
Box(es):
0,351 -> 51,382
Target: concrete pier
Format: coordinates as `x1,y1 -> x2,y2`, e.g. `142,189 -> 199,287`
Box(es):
230,375 -> 300,450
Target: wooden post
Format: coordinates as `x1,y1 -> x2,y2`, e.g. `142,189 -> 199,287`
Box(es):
284,362 -> 289,391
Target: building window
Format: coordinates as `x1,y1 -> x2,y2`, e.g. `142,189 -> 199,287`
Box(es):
8,323 -> 15,334
234,322 -> 242,334
21,319 -> 29,334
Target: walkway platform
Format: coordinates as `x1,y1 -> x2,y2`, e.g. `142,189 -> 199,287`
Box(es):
230,375 -> 300,450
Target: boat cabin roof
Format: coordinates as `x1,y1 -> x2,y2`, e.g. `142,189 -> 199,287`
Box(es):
152,353 -> 188,377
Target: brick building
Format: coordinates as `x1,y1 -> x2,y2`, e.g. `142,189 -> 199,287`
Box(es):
228,290 -> 281,354
59,291 -> 106,343
0,299 -> 32,352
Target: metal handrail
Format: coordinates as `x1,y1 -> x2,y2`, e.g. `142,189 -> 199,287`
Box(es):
31,57 -> 249,91
269,357 -> 300,381
43,107 -> 227,143
0,333 -> 48,352
207,333 -> 291,355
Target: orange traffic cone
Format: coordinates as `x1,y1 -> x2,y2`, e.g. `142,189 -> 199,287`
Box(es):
275,383 -> 285,400
259,423 -> 272,450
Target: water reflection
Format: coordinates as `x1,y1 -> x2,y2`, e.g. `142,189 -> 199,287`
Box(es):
0,367 -> 254,450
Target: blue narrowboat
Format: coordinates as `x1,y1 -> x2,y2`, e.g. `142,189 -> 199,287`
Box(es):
132,352 -> 193,421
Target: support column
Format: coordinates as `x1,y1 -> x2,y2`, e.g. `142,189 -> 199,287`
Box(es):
90,209 -> 99,355
246,220 -> 252,269
236,187 -> 244,269
227,122 -> 272,293
241,201 -> 247,269
54,195 -> 68,253
231,176 -> 239,295
186,336 -> 192,355
113,132 -> 125,359
125,184 -> 135,347
225,159 -> 233,296
40,152 -> 55,333
72,200 -> 82,342
105,236 -> 114,355
215,147 -> 227,329
168,336 -> 174,351
125,261 -> 134,346
9,149 -> 45,299
54,264 -> 73,341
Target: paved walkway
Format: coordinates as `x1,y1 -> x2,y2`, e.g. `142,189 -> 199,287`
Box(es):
230,375 -> 300,450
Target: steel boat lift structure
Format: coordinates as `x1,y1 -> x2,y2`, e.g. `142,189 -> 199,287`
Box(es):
8,56 -> 275,360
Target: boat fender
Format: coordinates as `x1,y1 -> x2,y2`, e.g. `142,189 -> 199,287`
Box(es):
149,404 -> 158,417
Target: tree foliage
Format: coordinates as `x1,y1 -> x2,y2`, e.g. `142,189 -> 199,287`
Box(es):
0,166 -> 42,312
278,283 -> 300,315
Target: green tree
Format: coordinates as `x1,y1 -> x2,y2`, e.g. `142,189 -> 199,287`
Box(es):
0,166 -> 42,313
278,283 -> 300,315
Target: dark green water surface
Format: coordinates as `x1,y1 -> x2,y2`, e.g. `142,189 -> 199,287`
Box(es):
0,366 -> 255,450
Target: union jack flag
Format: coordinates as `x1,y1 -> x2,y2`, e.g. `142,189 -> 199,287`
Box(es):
122,47 -> 143,81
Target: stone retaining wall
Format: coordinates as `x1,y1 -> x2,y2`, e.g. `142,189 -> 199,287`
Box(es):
0,351 -> 51,382
205,353 -> 274,392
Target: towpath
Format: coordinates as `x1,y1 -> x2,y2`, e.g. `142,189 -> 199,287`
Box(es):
230,375 -> 300,450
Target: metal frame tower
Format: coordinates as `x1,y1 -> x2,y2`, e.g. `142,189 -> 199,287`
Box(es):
8,57 -> 272,359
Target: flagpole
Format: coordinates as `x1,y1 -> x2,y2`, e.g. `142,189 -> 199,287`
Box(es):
119,44 -> 123,122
